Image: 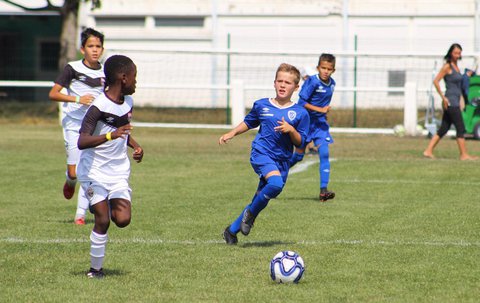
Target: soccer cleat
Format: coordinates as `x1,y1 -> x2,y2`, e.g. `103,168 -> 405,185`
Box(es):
223,226 -> 238,245
74,217 -> 85,225
240,208 -> 256,236
63,182 -> 75,200
319,190 -> 335,202
86,268 -> 105,279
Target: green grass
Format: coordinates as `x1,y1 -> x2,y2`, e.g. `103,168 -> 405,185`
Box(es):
1,124 -> 480,302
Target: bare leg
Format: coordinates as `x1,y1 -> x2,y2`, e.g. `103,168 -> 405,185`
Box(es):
423,134 -> 441,159
457,138 -> 478,160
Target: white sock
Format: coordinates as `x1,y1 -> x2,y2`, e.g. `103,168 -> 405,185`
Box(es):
75,186 -> 88,218
65,171 -> 76,187
90,231 -> 108,270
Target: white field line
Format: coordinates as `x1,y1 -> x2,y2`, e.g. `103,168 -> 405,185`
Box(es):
2,237 -> 479,247
289,158 -> 337,175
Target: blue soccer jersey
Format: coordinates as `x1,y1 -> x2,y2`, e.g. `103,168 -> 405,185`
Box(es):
297,74 -> 336,125
244,98 -> 310,161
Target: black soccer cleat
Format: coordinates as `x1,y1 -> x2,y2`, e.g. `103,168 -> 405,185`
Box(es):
240,208 -> 256,236
86,267 -> 105,279
319,189 -> 335,202
223,226 -> 238,245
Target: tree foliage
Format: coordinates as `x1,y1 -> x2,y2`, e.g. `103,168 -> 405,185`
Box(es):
2,0 -> 102,70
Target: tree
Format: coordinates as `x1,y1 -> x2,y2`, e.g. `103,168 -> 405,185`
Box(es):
2,0 -> 101,70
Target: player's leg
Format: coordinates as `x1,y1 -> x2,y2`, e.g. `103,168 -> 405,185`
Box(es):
108,182 -> 132,228
83,182 -> 110,278
110,198 -> 132,228
318,143 -> 335,202
228,172 -> 284,237
74,185 -> 89,225
63,129 -> 78,199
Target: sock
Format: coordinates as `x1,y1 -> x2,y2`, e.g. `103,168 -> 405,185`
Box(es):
90,231 -> 108,270
289,151 -> 305,168
75,185 -> 88,218
319,143 -> 331,189
248,175 -> 284,216
65,171 -> 76,187
228,176 -> 284,234
229,206 -> 248,234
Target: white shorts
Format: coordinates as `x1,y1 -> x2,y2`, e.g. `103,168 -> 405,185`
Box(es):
81,179 -> 132,206
62,116 -> 82,166
63,128 -> 80,165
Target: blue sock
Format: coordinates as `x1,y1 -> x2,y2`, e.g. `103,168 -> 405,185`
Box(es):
229,176 -> 284,234
289,151 -> 304,168
249,175 -> 284,216
229,206 -> 248,234
319,143 -> 330,189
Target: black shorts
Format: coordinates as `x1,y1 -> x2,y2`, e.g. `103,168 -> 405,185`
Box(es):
437,106 -> 465,138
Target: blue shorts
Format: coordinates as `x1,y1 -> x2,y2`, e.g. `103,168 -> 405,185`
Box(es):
250,149 -> 289,183
306,122 -> 333,147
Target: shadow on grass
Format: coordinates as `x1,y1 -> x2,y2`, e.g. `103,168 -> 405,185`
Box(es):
73,268 -> 127,278
241,240 -> 295,248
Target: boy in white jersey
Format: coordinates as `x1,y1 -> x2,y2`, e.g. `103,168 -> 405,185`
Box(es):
49,28 -> 105,225
77,55 -> 143,278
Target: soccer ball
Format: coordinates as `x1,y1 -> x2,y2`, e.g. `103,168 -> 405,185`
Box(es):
270,251 -> 305,283
393,124 -> 405,137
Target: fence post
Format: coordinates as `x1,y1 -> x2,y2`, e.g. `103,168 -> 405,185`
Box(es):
403,82 -> 418,136
231,79 -> 245,126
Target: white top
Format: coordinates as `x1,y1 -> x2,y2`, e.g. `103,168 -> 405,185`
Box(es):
77,93 -> 134,183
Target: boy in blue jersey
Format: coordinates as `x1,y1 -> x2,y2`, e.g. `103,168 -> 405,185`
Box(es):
289,54 -> 336,202
219,63 -> 310,245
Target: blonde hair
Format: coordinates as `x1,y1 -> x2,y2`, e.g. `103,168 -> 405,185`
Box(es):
275,63 -> 301,85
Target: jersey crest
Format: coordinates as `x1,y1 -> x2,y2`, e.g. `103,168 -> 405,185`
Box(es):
287,110 -> 297,121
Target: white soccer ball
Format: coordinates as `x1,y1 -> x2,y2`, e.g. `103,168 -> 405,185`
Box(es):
270,251 -> 305,283
393,124 -> 405,137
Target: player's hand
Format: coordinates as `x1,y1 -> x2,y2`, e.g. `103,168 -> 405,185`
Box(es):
219,132 -> 234,145
442,97 -> 450,109
274,117 -> 293,133
132,146 -> 143,163
113,124 -> 133,139
80,94 -> 95,105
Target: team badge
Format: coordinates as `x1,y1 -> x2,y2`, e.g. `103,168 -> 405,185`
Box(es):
86,186 -> 94,200
128,112 -> 132,122
287,110 -> 296,121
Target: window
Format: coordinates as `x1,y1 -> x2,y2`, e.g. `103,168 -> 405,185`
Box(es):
40,41 -> 59,72
95,17 -> 145,27
388,70 -> 406,95
154,17 -> 204,27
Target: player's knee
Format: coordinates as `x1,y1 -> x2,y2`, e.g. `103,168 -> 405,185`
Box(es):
265,175 -> 284,199
113,215 -> 131,228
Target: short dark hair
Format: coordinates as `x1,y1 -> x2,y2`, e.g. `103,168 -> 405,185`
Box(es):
104,55 -> 134,87
81,27 -> 104,47
318,53 -> 336,67
444,43 -> 462,63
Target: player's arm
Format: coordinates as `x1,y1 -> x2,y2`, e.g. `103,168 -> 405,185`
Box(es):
274,117 -> 302,146
127,136 -> 143,163
219,122 -> 249,145
78,106 -> 131,150
433,63 -> 450,109
304,103 -> 331,113
48,65 -> 94,105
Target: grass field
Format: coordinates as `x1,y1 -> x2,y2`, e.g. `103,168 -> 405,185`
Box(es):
1,124 -> 480,302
